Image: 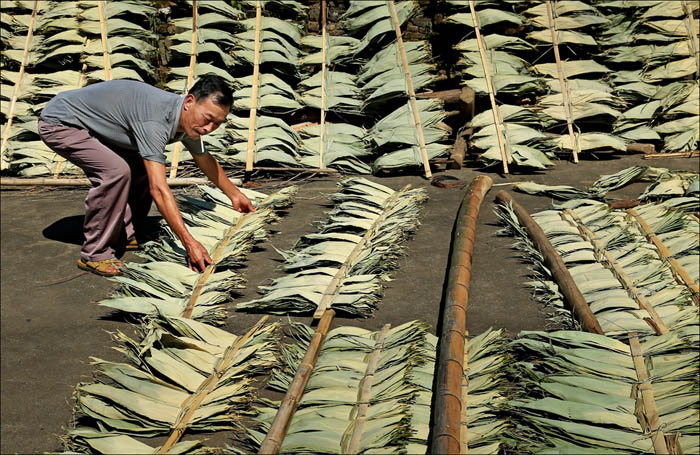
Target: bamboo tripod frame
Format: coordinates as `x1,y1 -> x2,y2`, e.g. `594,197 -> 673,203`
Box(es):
387,0 -> 432,179
319,0 -> 327,169
545,0 -> 579,163
0,0 -> 39,164
431,176 -> 493,455
158,315 -> 270,454
169,0 -> 198,179
245,0 -> 263,174
561,208 -> 669,335
468,0 -> 509,174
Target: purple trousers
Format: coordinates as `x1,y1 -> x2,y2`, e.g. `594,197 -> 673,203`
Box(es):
38,120 -> 152,261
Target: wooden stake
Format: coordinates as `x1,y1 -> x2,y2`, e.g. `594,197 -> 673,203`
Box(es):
319,0 -> 327,169
682,0 -> 700,77
343,324 -> 391,454
159,316 -> 270,454
627,208 -> 700,305
561,208 -> 668,335
628,332 -> 669,455
54,38 -> 91,177
0,0 -> 39,162
245,0 -> 263,175
387,0 -> 432,179
259,308 -> 336,454
545,0 -> 579,163
494,191 -> 604,334
97,1 -> 112,81
312,184 -> 412,319
169,0 -> 198,179
432,176 -> 493,455
468,0 -> 509,174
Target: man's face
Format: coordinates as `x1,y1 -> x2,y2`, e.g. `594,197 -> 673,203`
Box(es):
182,94 -> 229,139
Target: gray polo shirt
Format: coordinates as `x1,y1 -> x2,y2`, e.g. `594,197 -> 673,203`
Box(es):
40,79 -> 204,164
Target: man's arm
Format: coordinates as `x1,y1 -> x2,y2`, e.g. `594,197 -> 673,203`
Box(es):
143,159 -> 213,272
191,152 -> 255,213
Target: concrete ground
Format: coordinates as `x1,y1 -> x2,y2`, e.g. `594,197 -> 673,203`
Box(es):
1,154 -> 698,453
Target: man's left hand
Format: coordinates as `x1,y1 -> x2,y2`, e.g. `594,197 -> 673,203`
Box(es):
231,191 -> 255,213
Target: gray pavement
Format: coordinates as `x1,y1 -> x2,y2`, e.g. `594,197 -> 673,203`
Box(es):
1,155 -> 698,453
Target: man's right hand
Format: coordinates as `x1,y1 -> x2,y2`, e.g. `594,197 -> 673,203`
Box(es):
184,238 -> 214,272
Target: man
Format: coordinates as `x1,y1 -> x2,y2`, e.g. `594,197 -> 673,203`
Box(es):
38,75 -> 253,276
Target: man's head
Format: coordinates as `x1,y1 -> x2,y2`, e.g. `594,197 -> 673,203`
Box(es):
180,75 -> 233,138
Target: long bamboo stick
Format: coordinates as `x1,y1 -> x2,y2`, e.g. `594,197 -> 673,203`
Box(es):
682,0 -> 700,77
627,208 -> 700,305
432,176 -> 493,455
97,1 -> 112,81
459,329 -> 469,455
494,191 -> 604,334
259,308 -> 336,454
628,332 -> 669,455
387,0 -> 432,179
545,0 -> 579,163
159,315 -> 270,454
245,0 -> 263,174
319,0 -> 327,169
643,151 -> 700,159
561,208 -> 668,335
0,0 -> 39,162
343,323 -> 391,454
169,0 -> 198,179
312,184 -> 412,319
468,0 -> 509,174
1,177 -> 239,187
54,38 -> 91,177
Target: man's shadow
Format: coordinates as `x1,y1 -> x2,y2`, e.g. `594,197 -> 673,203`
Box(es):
42,215 -> 163,246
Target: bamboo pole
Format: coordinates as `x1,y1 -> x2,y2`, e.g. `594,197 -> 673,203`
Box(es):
259,308 -> 336,454
169,0 -> 198,179
627,208 -> 700,305
245,0 -> 263,175
468,0 -> 509,174
343,324 -> 391,454
432,176 -> 493,455
545,0 -> 579,163
494,191 -> 604,334
97,1 -> 112,81
159,316 -> 270,454
54,38 -> 91,177
561,208 -> 668,335
387,0 -> 432,179
459,329 -> 469,455
319,0 -> 327,169
1,177 -> 239,187
682,0 -> 700,77
0,0 -> 39,163
628,332 -> 669,455
312,184 -> 412,319
643,151 -> 700,159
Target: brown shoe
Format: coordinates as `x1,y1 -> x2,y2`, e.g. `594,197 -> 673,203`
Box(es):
125,238 -> 140,251
77,257 -> 124,277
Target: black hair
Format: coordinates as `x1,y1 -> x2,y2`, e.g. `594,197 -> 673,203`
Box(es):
188,75 -> 233,107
